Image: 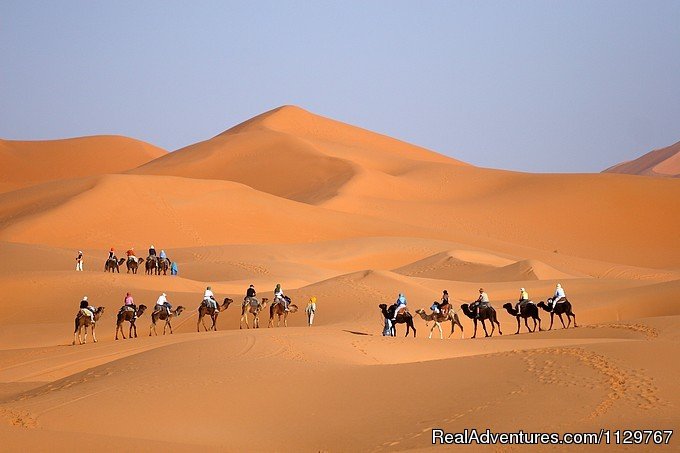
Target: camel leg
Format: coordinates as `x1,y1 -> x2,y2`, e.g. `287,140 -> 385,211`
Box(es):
201,316 -> 210,332
558,314 -> 566,329
130,322 -> 135,338
428,323 -> 434,339
92,324 -> 97,343
453,317 -> 464,339
571,313 -> 578,328
548,313 -> 555,330
524,317 -> 531,333
537,316 -> 542,331
212,314 -> 218,331
496,318 -> 502,336
82,326 -> 88,344
481,319 -> 490,337
515,316 -> 520,335
436,322 -> 443,339
472,319 -> 478,339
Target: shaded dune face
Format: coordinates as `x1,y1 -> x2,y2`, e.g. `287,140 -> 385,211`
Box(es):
132,105 -> 466,204
0,135 -> 167,193
603,140 -> 680,177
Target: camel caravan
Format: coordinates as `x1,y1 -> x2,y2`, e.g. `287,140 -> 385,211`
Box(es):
380,285 -> 577,339
71,281 -> 577,345
71,283 -> 303,345
102,245 -> 175,275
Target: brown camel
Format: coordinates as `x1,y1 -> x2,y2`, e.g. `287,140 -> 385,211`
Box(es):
105,257 -> 125,273
115,304 -> 147,339
73,307 -> 105,345
145,257 -> 159,275
240,297 -> 269,329
125,257 -> 145,274
414,308 -> 464,339
537,299 -> 577,330
460,303 -> 502,338
158,258 -> 171,275
149,306 -> 185,335
197,298 -> 234,331
502,302 -> 542,334
268,300 -> 298,327
379,303 -> 416,337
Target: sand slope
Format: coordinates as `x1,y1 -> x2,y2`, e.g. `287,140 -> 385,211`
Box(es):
603,140 -> 680,177
132,106 -> 466,203
0,135 -> 167,193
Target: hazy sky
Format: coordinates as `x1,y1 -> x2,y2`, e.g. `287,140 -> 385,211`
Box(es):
1,1 -> 678,172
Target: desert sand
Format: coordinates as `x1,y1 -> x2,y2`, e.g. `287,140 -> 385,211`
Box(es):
604,140 -> 680,178
0,106 -> 678,451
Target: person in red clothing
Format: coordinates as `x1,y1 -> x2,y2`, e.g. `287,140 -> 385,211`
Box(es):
126,247 -> 137,263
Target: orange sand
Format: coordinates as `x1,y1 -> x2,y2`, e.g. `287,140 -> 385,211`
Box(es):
0,106 -> 678,451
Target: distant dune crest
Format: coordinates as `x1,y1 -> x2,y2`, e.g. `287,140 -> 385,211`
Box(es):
603,140 -> 680,177
0,135 -> 167,193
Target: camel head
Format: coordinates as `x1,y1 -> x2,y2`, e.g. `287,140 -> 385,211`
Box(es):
175,306 -> 185,316
378,303 -> 387,310
222,297 -> 234,308
137,304 -> 148,315
261,297 -> 269,303
415,309 -> 425,315
502,303 -> 513,310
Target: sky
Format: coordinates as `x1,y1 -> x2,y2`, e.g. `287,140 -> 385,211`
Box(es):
1,1 -> 679,173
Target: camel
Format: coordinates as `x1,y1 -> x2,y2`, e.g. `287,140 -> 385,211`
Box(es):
537,299 -> 577,330
240,297 -> 269,329
379,303 -> 416,337
145,257 -> 159,275
115,304 -> 147,339
502,302 -> 542,334
149,306 -> 185,335
105,257 -> 125,273
73,307 -> 105,345
460,303 -> 502,338
125,257 -> 144,274
197,298 -> 234,331
158,258 -> 171,275
268,299 -> 298,327
414,308 -> 464,339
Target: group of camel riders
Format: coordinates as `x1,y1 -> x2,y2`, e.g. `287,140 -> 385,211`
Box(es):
78,282 -> 298,322
390,283 -> 568,320
108,245 -> 167,263
469,283 -> 567,316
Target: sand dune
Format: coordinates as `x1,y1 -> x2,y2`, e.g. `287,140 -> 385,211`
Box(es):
0,106 -> 679,451
0,135 -> 166,193
132,106 -> 465,203
604,140 -> 680,177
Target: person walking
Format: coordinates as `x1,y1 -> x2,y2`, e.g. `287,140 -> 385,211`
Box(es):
306,296 -> 317,326
75,250 -> 84,271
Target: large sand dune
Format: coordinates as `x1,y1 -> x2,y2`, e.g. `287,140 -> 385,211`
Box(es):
0,106 -> 678,451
